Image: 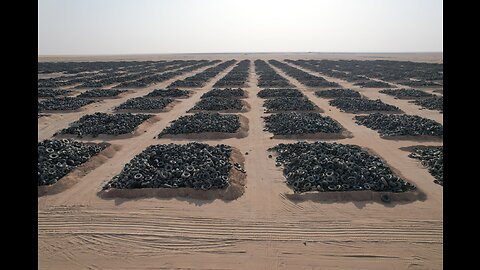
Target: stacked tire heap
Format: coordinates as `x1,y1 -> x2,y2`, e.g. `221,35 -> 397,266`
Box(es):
257,88 -> 304,98
39,61 -> 149,88
329,97 -> 400,113
315,88 -> 361,98
58,112 -> 152,138
263,112 -> 341,135
38,97 -> 96,112
189,88 -> 246,112
115,97 -> 174,112
255,60 -> 291,87
159,112 -> 240,136
38,139 -> 107,186
200,88 -> 246,98
38,88 -> 72,98
189,97 -> 244,112
269,141 -> 416,193
379,89 -> 434,99
354,113 -> 443,137
145,88 -> 191,98
213,60 -> 250,87
72,60 -> 203,89
103,143 -> 234,190
38,79 -> 75,88
411,96 -> 443,113
285,59 -> 371,83
354,80 -> 394,88
285,59 -> 442,88
86,61 -> 201,88
408,147 -> 443,186
263,97 -> 317,112
119,60 -> 216,88
170,60 -> 236,88
115,60 -> 220,88
77,89 -> 126,98
268,60 -> 339,87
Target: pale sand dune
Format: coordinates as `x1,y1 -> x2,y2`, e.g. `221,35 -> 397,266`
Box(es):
38,54 -> 442,270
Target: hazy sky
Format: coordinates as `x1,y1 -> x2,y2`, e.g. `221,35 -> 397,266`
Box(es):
38,0 -> 443,55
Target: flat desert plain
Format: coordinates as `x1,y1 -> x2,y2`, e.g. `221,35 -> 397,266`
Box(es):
38,53 -> 443,270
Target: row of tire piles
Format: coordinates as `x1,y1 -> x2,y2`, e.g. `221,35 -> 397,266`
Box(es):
37,60 -> 216,114
286,59 -> 443,88
105,60 -> 250,192
285,59 -> 443,113
39,60 -> 226,191
258,60 -> 427,200
282,59 -> 444,188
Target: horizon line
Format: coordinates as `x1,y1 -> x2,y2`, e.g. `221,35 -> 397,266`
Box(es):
38,51 -> 443,57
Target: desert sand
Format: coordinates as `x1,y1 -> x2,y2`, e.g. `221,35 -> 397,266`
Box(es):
38,53 -> 442,270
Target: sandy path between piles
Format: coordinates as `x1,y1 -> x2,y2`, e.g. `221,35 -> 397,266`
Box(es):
39,54 -> 442,270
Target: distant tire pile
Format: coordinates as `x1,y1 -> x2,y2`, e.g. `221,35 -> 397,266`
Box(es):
38,139 -> 107,186
329,97 -> 400,113
74,81 -> 104,88
77,89 -> 125,98
145,88 -> 191,98
115,60 -> 219,88
103,143 -> 235,190
257,88 -> 303,98
59,112 -> 152,137
263,112 -> 341,135
263,97 -> 317,112
38,80 -> 73,88
38,88 -> 72,98
354,113 -> 443,137
115,97 -> 174,111
201,88 -> 245,98
379,89 -> 434,99
285,59 -> 442,87
315,88 -> 361,98
270,141 -> 416,193
213,60 -> 250,87
395,80 -> 441,87
408,147 -> 443,186
38,97 -> 96,112
170,60 -> 236,88
189,97 -> 244,112
255,60 -> 291,87
160,112 -> 240,135
353,80 -> 393,88
268,60 -> 339,87
411,96 -> 443,113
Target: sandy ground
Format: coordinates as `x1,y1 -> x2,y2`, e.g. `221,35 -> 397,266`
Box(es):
38,54 -> 442,270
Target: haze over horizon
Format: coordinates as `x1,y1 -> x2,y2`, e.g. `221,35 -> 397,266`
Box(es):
38,0 -> 443,55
